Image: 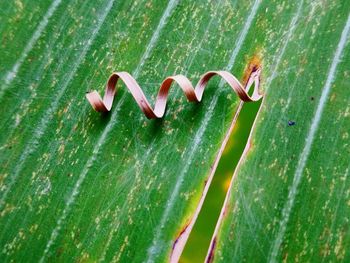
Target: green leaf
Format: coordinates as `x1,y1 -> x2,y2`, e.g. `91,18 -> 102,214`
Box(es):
210,1 -> 350,262
0,0 -> 261,261
2,0 -> 349,262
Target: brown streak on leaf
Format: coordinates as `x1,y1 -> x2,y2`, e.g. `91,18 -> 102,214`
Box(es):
171,221 -> 191,251
206,236 -> 217,263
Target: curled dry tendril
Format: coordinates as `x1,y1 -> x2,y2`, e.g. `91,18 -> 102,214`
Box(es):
86,68 -> 262,118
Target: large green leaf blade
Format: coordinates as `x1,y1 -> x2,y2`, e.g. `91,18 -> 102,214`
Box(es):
211,1 -> 350,262
0,0 -> 263,262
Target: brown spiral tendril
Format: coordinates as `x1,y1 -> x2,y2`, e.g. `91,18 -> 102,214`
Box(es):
86,68 -> 262,118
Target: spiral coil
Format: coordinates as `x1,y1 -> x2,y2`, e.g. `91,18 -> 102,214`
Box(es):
86,68 -> 262,119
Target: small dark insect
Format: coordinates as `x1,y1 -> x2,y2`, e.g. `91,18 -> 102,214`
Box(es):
288,120 -> 296,126
310,96 -> 315,101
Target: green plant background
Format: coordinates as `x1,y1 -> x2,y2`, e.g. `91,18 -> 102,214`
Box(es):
0,0 -> 349,262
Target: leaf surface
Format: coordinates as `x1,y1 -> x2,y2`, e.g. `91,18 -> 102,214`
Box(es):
0,0 -> 264,261
210,1 -> 350,262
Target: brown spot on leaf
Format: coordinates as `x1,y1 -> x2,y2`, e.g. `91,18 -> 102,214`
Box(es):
242,53 -> 262,85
